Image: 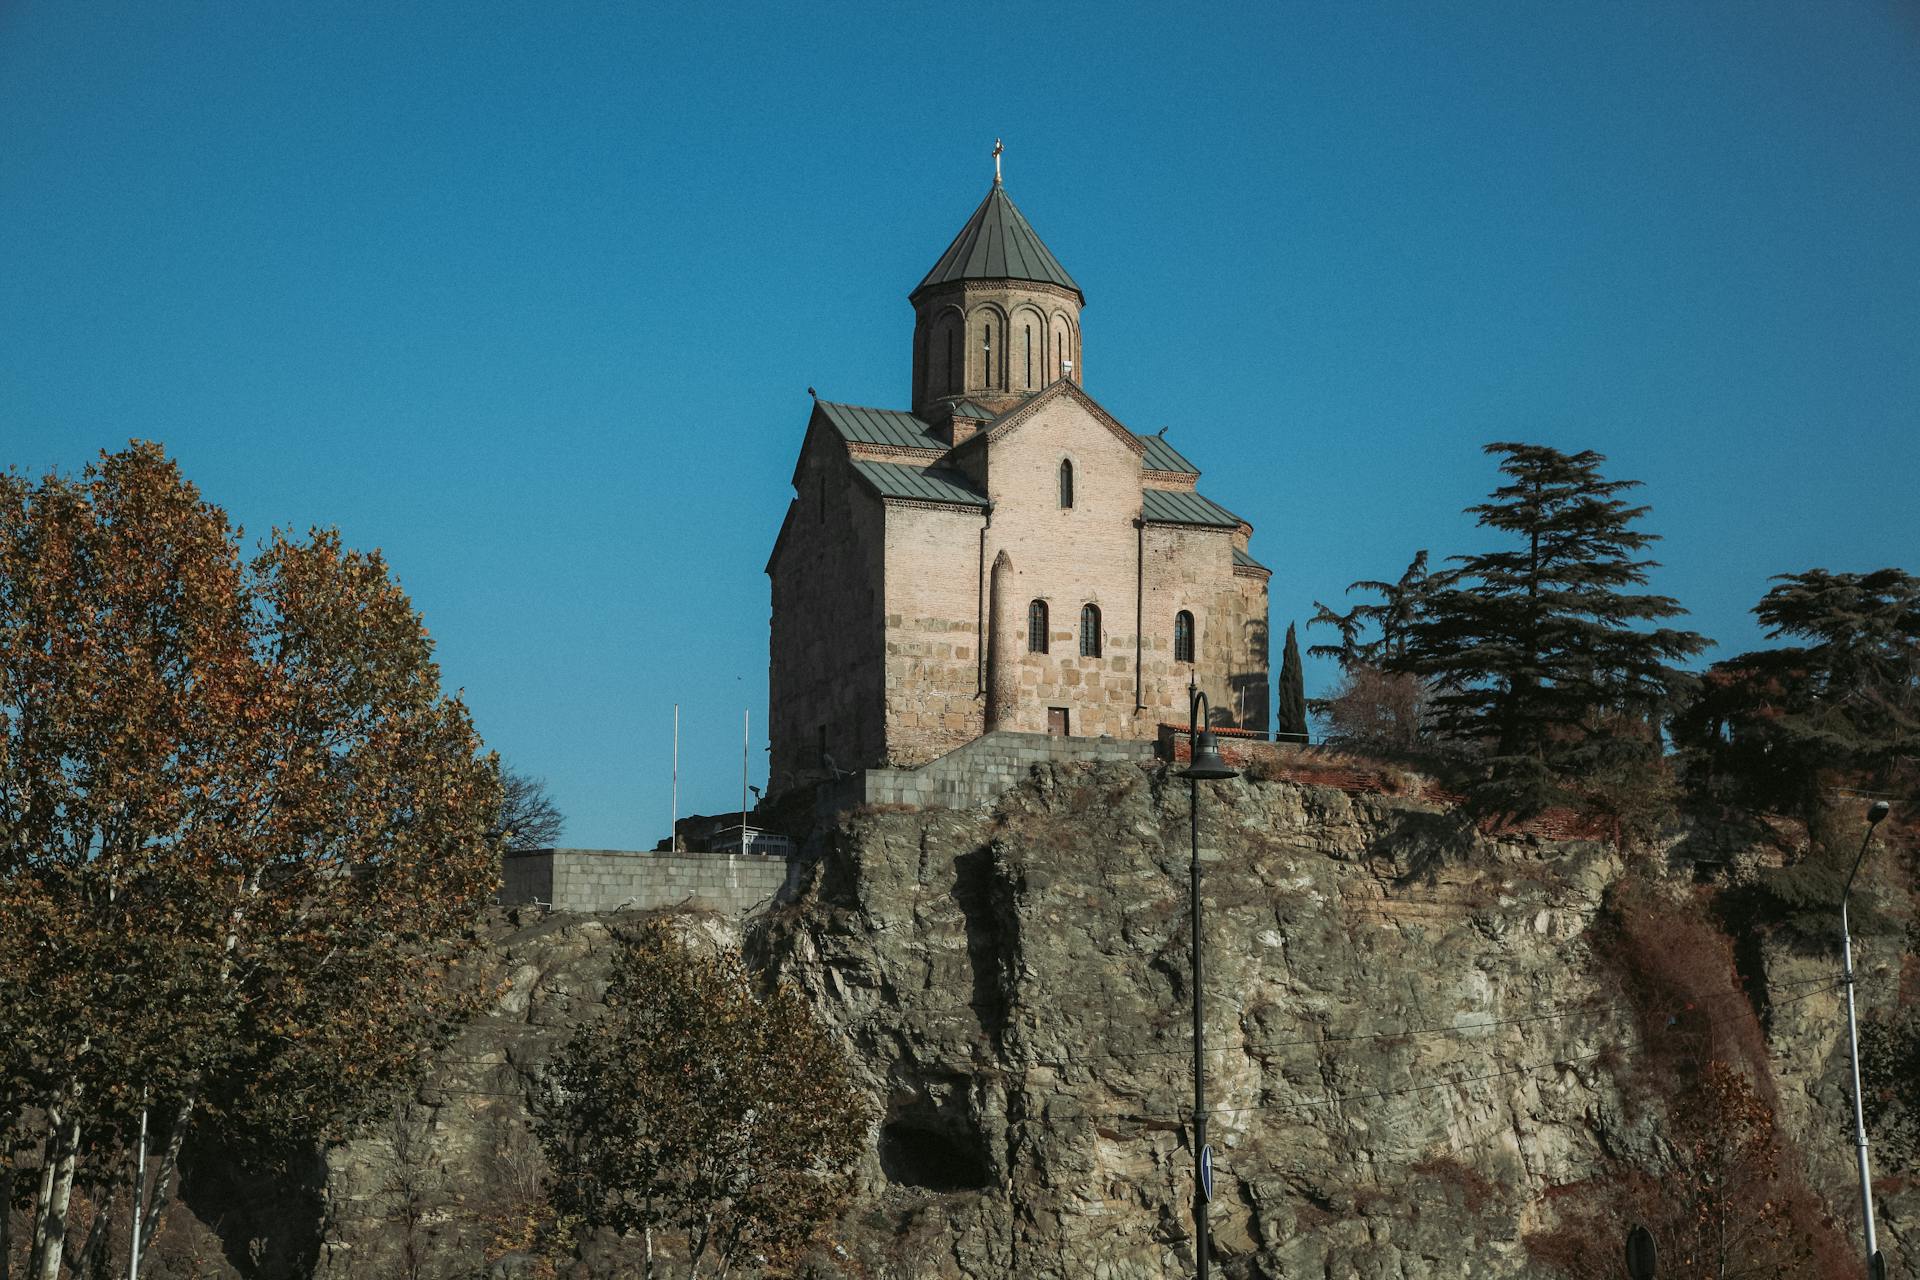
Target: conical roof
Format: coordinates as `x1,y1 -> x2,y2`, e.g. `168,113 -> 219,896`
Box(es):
912,181 -> 1082,302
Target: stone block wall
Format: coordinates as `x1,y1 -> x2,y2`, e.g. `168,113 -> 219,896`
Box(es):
820,730 -> 1157,815
499,848 -> 798,916
881,502 -> 988,767
768,435 -> 890,794
1138,521 -> 1269,731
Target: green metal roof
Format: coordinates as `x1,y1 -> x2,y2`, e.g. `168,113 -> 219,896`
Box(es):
816,401 -> 942,451
1232,546 -> 1268,571
913,182 -> 1082,301
1136,433 -> 1198,474
1141,488 -> 1242,529
852,460 -> 989,508
951,399 -> 999,420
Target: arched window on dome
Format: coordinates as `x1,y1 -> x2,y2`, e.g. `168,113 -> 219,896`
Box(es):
982,322 -> 994,387
1080,604 -> 1101,658
1028,600 -> 1049,654
1058,459 -> 1074,509
1174,610 -> 1195,663
1024,323 -> 1034,390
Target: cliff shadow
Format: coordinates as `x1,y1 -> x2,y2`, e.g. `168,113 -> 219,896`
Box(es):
178,1132 -> 329,1280
1368,806 -> 1482,886
951,843 -> 1012,1046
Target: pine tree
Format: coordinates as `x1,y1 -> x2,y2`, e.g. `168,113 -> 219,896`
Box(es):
1276,622 -> 1308,742
1402,443 -> 1706,800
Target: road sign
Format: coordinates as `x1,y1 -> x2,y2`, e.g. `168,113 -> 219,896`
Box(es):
1624,1225 -> 1656,1279
1199,1145 -> 1215,1203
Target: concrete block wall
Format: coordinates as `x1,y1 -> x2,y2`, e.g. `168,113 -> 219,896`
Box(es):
823,730 -> 1156,815
499,848 -> 798,916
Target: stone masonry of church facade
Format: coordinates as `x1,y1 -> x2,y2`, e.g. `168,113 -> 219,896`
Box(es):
765,166 -> 1270,797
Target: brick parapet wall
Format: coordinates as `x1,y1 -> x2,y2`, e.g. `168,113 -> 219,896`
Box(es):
1157,729 -> 1614,841
499,848 -> 799,916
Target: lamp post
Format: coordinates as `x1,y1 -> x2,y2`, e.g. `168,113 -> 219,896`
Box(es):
1180,679 -> 1238,1280
1841,799 -> 1890,1276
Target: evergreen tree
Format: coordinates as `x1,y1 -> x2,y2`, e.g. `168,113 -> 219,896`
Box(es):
1276,622 -> 1308,742
1308,550 -> 1431,668
1402,443 -> 1706,800
1673,567 -> 1919,819
1307,551 -> 1435,751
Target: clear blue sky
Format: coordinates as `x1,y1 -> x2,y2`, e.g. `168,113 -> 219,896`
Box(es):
5,2 -> 1917,847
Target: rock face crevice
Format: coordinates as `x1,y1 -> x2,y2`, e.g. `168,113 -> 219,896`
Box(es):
149,760 -> 1913,1278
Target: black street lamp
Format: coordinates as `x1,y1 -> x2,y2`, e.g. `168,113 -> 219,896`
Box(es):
1180,681 -> 1237,1280
1841,799 -> 1891,1276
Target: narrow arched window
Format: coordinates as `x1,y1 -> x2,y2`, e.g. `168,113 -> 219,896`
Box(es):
1174,610 -> 1195,663
1080,604 -> 1101,657
1024,324 -> 1034,389
1027,600 -> 1049,653
982,324 -> 993,385
1059,460 -> 1074,509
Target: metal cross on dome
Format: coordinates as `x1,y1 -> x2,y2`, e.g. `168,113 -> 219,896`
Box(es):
993,138 -> 1003,183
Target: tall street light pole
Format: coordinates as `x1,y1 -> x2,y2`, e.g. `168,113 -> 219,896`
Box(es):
1841,799 -> 1890,1277
1181,678 -> 1238,1280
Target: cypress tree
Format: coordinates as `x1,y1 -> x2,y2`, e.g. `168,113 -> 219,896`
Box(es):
1277,622 -> 1308,742
1402,442 -> 1707,800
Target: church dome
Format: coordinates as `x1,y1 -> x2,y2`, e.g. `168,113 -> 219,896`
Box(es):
911,179 -> 1082,303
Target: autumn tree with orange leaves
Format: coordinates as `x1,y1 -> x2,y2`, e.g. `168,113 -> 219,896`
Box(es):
0,444 -> 503,1279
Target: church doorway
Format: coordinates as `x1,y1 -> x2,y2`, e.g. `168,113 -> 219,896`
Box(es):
1047,707 -> 1069,736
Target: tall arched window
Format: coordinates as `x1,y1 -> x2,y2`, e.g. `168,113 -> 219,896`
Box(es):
1080,604 -> 1101,657
1058,459 -> 1074,509
1027,600 -> 1049,653
1024,324 -> 1034,389
1174,610 -> 1195,663
982,323 -> 994,386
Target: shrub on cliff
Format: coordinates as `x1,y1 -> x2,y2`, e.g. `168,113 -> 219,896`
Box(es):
1524,1060 -> 1846,1278
536,921 -> 869,1278
1528,878 -> 1855,1277
0,443 -> 503,1278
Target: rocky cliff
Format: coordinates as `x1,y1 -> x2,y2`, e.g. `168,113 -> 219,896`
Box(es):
159,757 -> 1915,1278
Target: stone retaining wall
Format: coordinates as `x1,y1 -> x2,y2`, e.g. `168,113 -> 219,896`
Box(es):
820,730 -> 1157,815
500,847 -> 798,915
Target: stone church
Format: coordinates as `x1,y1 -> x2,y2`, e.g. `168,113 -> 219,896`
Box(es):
766,161 -> 1270,796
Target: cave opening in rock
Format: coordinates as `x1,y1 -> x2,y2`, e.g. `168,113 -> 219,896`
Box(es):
879,1116 -> 991,1191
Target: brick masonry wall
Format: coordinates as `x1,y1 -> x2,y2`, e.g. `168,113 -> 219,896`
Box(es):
768,431 -> 889,794
882,502 -> 988,767
771,366 -> 1270,793
911,280 -> 1082,415
785,392 -> 1273,778
976,396 -> 1148,743
498,848 -> 799,916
